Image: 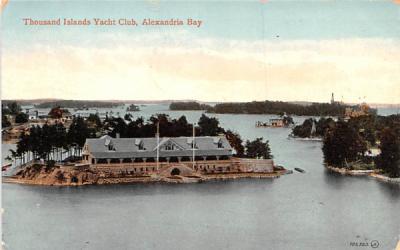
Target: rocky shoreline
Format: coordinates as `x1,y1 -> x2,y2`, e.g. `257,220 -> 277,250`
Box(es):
2,166 -> 289,186
326,165 -> 400,184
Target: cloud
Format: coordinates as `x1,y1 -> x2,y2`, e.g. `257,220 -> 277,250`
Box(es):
2,35 -> 400,103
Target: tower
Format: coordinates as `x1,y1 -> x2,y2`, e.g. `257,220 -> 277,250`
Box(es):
331,93 -> 335,104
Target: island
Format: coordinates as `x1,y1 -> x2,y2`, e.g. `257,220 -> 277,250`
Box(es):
321,113 -> 400,183
3,114 -> 289,186
34,100 -> 120,109
169,99 -> 375,117
126,104 -> 140,112
169,101 -> 212,111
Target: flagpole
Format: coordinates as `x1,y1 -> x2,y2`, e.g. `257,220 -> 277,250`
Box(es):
192,123 -> 196,169
156,122 -> 159,171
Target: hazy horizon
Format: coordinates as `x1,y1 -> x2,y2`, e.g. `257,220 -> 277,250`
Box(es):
2,1 -> 399,104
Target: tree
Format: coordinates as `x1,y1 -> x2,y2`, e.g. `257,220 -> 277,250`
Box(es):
2,114 -> 11,128
282,115 -> 294,126
15,112 -> 28,123
292,118 -> 314,138
224,130 -> 244,157
198,114 -> 224,136
322,121 -> 367,167
68,117 -> 93,157
48,106 -> 64,119
124,113 -> 133,122
7,102 -> 21,115
87,114 -> 102,128
245,138 -> 272,159
376,128 -> 400,177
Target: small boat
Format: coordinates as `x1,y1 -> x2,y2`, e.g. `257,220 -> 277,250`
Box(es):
294,167 -> 305,173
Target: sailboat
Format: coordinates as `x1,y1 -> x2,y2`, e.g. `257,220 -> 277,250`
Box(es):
304,120 -> 322,141
310,120 -> 316,136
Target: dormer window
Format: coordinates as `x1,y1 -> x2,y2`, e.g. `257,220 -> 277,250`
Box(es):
105,138 -> 115,151
135,139 -> 145,150
108,144 -> 115,151
213,138 -> 223,148
187,138 -> 197,149
164,142 -> 175,150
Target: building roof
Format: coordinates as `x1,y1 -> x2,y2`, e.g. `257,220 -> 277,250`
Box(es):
84,135 -> 233,159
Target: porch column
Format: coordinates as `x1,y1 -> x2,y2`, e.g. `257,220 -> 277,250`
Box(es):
216,156 -> 220,160
177,157 -> 182,162
166,157 -> 170,163
94,158 -> 98,164
143,158 -> 147,163
107,159 -> 111,164
119,158 -> 123,164
202,156 -> 207,161
131,158 -> 135,163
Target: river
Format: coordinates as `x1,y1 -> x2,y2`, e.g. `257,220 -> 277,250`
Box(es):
2,105 -> 400,250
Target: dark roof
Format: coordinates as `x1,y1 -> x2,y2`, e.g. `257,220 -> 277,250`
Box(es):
85,135 -> 233,159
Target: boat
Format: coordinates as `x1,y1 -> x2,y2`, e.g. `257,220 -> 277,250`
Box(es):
256,119 -> 286,128
294,167 -> 305,173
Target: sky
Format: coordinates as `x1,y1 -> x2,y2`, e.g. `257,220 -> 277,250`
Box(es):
1,0 -> 400,103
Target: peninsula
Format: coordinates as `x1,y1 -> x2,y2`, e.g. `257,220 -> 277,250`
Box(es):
3,110 -> 288,186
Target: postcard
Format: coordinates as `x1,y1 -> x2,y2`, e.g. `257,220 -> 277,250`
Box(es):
1,0 -> 400,249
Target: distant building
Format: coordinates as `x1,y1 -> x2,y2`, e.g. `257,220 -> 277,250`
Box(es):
345,103 -> 371,119
256,118 -> 285,128
74,109 -> 108,120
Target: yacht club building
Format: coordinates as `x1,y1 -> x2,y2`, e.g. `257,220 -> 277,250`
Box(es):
82,135 -> 274,176
83,135 -> 233,164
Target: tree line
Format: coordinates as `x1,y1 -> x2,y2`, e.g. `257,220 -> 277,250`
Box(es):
35,100 -> 120,109
169,100 -> 358,116
11,114 -> 273,165
291,117 -> 336,138
11,117 -> 95,165
169,101 -> 213,111
211,101 -> 351,116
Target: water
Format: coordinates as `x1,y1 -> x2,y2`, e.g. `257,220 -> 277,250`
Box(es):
2,105 -> 400,250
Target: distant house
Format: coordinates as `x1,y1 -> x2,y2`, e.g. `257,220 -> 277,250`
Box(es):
26,110 -> 39,120
345,103 -> 371,120
74,109 -> 108,120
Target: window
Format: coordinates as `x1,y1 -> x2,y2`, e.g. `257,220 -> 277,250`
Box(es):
164,142 -> 175,150
217,141 -> 223,148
